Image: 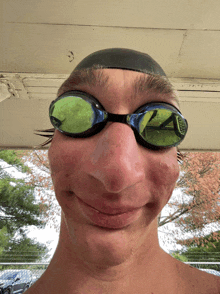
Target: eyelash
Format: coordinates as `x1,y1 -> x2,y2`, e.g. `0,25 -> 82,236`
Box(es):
34,128 -> 55,147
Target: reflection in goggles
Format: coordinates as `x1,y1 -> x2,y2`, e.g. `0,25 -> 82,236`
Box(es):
49,92 -> 188,149
50,96 -> 95,133
138,109 -> 187,146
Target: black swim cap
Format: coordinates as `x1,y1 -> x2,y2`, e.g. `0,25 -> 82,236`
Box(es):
74,48 -> 166,76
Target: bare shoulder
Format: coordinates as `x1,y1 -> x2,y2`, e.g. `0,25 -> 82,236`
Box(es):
172,258 -> 220,294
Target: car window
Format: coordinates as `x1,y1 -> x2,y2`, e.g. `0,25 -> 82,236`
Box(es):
16,273 -> 21,279
0,272 -> 17,280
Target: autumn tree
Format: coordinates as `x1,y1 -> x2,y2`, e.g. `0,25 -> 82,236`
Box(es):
159,152 -> 220,246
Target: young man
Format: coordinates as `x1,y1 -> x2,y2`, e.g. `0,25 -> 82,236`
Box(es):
27,48 -> 220,293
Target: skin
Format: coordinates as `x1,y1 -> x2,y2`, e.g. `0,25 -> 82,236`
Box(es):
26,69 -> 220,294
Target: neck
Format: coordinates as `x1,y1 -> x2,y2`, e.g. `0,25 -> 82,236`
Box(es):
41,217 -> 171,294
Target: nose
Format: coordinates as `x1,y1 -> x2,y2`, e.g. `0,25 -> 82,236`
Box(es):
87,123 -> 145,193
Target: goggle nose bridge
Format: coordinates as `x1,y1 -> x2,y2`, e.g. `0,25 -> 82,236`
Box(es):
107,113 -> 129,124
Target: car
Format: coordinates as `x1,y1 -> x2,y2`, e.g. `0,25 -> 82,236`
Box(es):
30,274 -> 40,285
0,269 -> 33,294
200,268 -> 220,277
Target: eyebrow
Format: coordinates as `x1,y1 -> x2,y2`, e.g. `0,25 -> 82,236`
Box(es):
58,66 -> 109,96
58,67 -> 179,105
133,74 -> 179,106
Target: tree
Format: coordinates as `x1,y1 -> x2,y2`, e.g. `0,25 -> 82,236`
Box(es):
159,152 -> 220,246
1,237 -> 49,263
20,150 -> 60,231
172,231 -> 220,270
0,150 -> 49,262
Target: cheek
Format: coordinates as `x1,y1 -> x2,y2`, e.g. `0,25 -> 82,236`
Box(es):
48,131 -> 90,178
49,142 -> 78,173
48,135 -> 84,196
151,158 -> 179,187
148,151 -> 180,205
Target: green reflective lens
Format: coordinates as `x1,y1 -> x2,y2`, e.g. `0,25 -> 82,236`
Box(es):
139,108 -> 187,147
49,91 -> 188,149
50,96 -> 95,133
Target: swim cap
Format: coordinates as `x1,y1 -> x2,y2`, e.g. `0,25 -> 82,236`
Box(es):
74,48 -> 166,76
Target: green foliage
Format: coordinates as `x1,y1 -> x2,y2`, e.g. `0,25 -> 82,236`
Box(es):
171,252 -> 188,262
0,227 -> 9,255
0,150 -> 48,263
174,231 -> 220,270
0,150 -> 30,175
1,237 -> 49,262
0,177 -> 45,234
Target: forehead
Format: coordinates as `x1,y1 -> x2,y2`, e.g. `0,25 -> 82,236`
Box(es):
58,68 -> 179,110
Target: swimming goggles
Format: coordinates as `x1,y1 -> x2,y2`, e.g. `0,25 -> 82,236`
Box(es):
49,90 -> 188,150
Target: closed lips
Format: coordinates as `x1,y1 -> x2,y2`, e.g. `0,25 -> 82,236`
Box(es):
76,196 -> 143,229
76,196 -> 140,215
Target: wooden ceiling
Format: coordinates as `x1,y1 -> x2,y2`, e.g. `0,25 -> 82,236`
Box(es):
1,0 -> 220,150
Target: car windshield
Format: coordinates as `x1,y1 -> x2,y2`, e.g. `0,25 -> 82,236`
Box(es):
0,272 -> 18,280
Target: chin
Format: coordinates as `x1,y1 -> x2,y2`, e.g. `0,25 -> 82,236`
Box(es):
62,210 -> 157,268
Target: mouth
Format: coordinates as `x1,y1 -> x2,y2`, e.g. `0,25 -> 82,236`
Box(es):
76,196 -> 143,229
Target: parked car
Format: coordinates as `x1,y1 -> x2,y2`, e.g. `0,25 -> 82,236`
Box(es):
200,268 -> 220,277
30,269 -> 45,286
0,269 -> 32,294
30,274 -> 40,285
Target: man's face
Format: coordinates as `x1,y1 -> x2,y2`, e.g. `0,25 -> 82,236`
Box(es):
48,69 -> 180,266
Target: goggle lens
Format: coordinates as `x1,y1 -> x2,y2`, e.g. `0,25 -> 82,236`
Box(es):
133,108 -> 187,147
49,93 -> 107,135
49,91 -> 188,149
